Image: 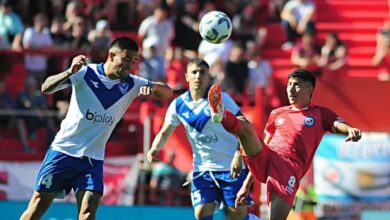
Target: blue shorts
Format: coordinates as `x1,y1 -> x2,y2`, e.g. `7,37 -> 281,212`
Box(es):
191,169 -> 253,207
35,147 -> 104,198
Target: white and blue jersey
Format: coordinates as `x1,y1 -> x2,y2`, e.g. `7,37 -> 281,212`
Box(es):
35,63 -> 151,195
51,63 -> 150,160
165,90 -> 245,172
165,90 -> 253,208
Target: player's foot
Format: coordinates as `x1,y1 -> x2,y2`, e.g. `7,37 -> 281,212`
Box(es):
208,84 -> 224,123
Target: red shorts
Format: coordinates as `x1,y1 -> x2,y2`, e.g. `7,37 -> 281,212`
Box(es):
242,144 -> 303,207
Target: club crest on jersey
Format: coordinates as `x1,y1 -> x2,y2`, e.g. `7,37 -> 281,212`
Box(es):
304,116 -> 316,127
118,82 -> 129,94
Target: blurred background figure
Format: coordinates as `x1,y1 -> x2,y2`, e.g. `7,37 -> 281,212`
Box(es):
222,41 -> 249,104
290,31 -> 321,76
63,1 -> 84,33
139,38 -> 166,82
247,50 -> 273,104
149,149 -> 183,206
174,0 -> 201,58
198,38 -> 233,82
372,20 -> 390,66
267,0 -> 288,23
88,19 -> 113,62
68,16 -> 90,52
0,0 -> 24,50
232,3 -> 268,53
15,77 -> 55,153
372,20 -> 390,80
318,32 -> 347,77
50,15 -> 70,49
138,5 -> 175,59
280,0 -> 316,51
22,13 -> 53,85
165,47 -> 188,92
0,76 -> 15,132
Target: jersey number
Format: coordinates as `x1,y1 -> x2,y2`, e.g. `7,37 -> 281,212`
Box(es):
41,174 -> 53,189
288,176 -> 296,188
191,190 -> 201,205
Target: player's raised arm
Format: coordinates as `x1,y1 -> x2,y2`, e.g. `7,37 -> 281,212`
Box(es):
147,122 -> 176,163
334,122 -> 362,142
41,55 -> 87,94
139,82 -> 173,99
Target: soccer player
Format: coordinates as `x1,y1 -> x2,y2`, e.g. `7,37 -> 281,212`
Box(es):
147,58 -> 257,220
208,69 -> 362,219
20,37 -> 173,220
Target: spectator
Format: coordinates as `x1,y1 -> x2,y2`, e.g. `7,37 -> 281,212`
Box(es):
0,0 -> 24,50
165,47 -> 188,92
23,13 -> 53,85
372,20 -> 390,67
88,19 -> 113,62
68,16 -> 90,52
138,5 -> 175,58
149,150 -> 183,206
267,0 -> 288,23
280,0 -> 316,51
198,0 -> 217,19
290,31 -> 321,76
222,41 -> 250,102
50,15 -> 70,49
318,32 -> 347,72
232,3 -> 268,51
15,78 -> 55,152
47,15 -> 71,77
247,50 -> 272,100
63,1 -> 84,33
0,77 -> 15,130
174,0 -> 201,56
198,38 -> 233,75
138,38 -> 166,82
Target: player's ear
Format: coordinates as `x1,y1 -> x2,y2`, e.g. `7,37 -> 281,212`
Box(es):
108,51 -> 115,61
184,72 -> 189,82
308,86 -> 314,98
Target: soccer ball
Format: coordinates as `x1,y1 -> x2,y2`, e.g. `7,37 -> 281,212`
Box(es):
199,11 -> 232,44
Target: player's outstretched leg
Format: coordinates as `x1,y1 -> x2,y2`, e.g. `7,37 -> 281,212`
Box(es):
208,83 -> 224,123
208,84 -> 263,156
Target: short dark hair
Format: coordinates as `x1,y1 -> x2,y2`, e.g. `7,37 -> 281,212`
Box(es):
187,58 -> 209,69
288,69 -> 316,88
109,37 -> 139,52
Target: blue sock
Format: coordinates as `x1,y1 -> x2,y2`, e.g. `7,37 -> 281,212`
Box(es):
197,215 -> 213,220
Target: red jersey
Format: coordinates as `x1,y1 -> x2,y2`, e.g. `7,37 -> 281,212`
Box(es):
264,104 -> 342,176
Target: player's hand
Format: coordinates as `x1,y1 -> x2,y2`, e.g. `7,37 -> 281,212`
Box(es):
230,150 -> 242,178
147,148 -> 159,163
235,184 -> 250,208
345,127 -> 362,142
139,85 -> 154,96
68,55 -> 88,74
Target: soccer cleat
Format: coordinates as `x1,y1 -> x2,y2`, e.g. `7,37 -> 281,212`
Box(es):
208,84 -> 224,123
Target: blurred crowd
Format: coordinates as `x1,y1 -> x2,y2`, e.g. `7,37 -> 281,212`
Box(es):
0,0 -> 389,153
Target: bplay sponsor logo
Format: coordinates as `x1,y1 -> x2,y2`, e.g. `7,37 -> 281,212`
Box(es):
197,134 -> 219,144
85,109 -> 115,125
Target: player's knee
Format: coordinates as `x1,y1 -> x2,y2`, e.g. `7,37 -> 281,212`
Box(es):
227,207 -> 247,220
29,195 -> 51,212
